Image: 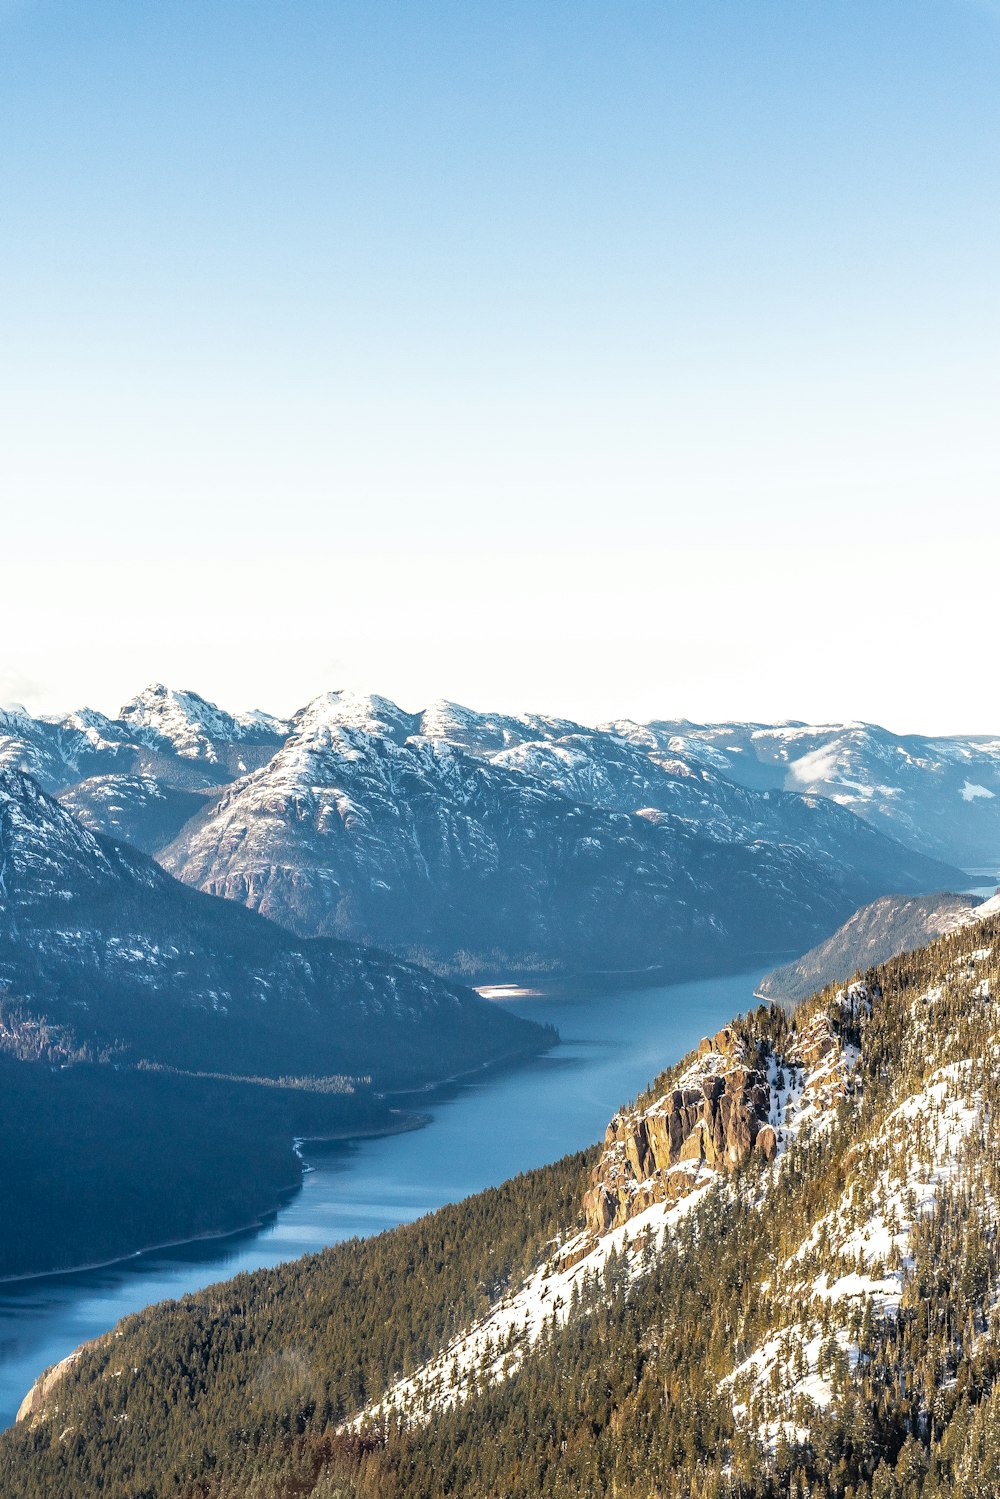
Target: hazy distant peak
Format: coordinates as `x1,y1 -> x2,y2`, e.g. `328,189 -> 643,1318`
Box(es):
0,704 -> 34,730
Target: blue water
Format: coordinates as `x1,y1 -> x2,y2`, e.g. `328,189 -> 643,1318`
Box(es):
0,966 -> 767,1428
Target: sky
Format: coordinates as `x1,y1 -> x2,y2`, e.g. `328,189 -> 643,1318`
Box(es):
1,0 -> 998,732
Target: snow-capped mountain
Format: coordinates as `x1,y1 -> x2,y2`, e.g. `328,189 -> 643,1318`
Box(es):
606,719 -> 1000,868
158,693 -> 959,976
117,683 -> 289,764
0,687 -> 292,850
0,704 -> 127,792
1,686 -> 991,975
0,769 -> 547,1085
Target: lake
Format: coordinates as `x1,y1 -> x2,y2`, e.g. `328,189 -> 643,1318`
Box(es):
0,963 -> 770,1428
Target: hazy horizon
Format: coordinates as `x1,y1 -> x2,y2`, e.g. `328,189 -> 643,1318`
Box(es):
3,673 -> 997,745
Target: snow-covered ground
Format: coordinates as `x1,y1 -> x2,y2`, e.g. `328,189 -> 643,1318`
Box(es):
725,950 -> 996,1450
349,1179 -> 716,1433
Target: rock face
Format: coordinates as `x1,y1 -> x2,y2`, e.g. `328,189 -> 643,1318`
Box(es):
16,1350 -> 85,1426
583,1008 -> 855,1237
584,1026 -> 775,1235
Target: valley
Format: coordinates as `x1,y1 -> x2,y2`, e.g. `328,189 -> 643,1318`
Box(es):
0,963 -> 765,1430
6,912 -> 1000,1496
4,687 -> 1000,1496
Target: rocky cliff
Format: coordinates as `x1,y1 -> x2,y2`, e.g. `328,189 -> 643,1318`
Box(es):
583,1006 -> 857,1237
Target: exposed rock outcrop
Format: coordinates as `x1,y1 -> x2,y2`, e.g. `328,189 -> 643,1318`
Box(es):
582,1007 -> 856,1240
16,1348 -> 86,1426
583,1025 -> 775,1236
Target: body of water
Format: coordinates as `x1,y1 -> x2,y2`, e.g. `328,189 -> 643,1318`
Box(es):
0,964 -> 768,1428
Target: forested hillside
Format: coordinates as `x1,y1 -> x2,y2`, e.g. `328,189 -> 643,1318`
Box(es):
0,770 -> 547,1084
756,890 -> 994,1005
6,912 -> 1000,1496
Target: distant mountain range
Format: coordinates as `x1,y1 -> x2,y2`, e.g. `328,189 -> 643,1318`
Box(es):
607,717 -> 1000,868
1,685 -> 982,977
0,766 -> 551,1277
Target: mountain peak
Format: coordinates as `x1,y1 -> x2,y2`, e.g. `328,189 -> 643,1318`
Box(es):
0,769 -> 124,909
118,685 -> 287,761
292,690 -> 418,744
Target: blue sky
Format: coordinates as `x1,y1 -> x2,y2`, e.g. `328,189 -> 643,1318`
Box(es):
2,0 -> 999,729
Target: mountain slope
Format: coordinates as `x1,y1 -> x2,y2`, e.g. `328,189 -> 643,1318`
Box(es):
8,908 -> 1000,1497
0,769 -> 548,1085
607,718 -> 1000,868
158,693 -> 960,977
0,688 -> 984,974
0,686 -> 289,852
755,889 -> 998,1005
0,768 -> 551,1278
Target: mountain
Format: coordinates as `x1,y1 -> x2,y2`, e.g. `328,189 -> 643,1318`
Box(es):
756,889 -> 1000,1005
0,768 -> 551,1278
0,688 -> 982,975
607,718 -> 1000,869
57,772 -> 208,853
0,686 -> 290,852
157,691 -> 960,977
0,769 -> 548,1084
117,682 -> 290,767
7,905 -> 1000,1497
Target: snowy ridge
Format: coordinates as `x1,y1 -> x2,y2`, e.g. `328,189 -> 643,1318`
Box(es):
350,1180 -> 716,1434
0,686 -> 986,976
604,719 -> 1000,867
159,690 -> 961,975
119,684 -> 288,762
725,944 -> 998,1452
350,959 -> 992,1449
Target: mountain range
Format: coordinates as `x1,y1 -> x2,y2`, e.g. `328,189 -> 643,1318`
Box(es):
608,717 -> 1000,868
1,685 -> 980,978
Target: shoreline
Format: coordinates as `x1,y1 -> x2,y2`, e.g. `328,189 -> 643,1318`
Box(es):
1,1042 -> 556,1291
385,1035 -> 558,1101
0,1109 -> 429,1289
4,964 -> 757,1429
475,951 -> 798,1002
